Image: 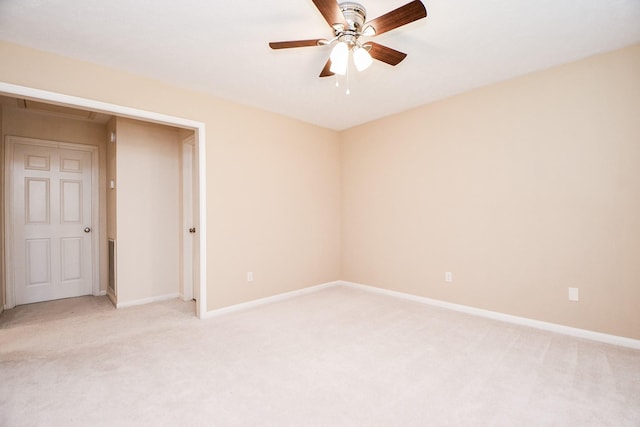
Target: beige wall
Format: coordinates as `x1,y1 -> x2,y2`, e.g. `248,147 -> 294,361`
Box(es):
1,106 -> 109,296
210,118 -> 341,305
114,118 -> 181,303
341,45 -> 640,339
0,41 -> 342,312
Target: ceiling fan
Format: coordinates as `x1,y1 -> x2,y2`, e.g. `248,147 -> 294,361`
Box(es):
269,0 -> 427,77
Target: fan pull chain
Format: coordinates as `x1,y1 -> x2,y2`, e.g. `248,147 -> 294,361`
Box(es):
333,59 -> 350,95
345,60 -> 351,95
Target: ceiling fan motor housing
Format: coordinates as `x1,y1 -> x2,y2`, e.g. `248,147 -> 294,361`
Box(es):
338,2 -> 367,31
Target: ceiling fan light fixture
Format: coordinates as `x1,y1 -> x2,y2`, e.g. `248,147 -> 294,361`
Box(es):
353,46 -> 373,71
329,41 -> 349,75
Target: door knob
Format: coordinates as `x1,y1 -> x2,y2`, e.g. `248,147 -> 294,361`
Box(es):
189,227 -> 196,234
84,227 -> 91,233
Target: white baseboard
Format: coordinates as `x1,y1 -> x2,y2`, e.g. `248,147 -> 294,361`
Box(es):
198,279 -> 639,349
339,281 -> 640,350
116,293 -> 180,309
203,281 -> 339,319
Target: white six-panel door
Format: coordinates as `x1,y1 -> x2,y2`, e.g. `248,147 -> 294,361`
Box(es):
9,139 -> 94,305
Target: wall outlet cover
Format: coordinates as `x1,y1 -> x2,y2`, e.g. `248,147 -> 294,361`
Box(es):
568,287 -> 579,302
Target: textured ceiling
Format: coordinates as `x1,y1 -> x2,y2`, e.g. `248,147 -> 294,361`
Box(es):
1,0 -> 639,130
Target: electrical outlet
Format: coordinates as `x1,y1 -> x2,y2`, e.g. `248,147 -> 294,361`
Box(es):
247,272 -> 253,282
445,272 -> 453,283
568,287 -> 579,302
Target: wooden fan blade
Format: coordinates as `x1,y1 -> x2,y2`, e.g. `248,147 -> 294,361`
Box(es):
269,39 -> 324,49
319,59 -> 335,77
312,0 -> 347,28
367,42 -> 407,66
365,0 -> 427,36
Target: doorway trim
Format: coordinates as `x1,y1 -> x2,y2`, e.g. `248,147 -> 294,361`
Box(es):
4,136 -> 100,308
181,134 -> 196,302
0,82 -> 208,319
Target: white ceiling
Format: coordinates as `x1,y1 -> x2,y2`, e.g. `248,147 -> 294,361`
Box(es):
1,0 -> 639,130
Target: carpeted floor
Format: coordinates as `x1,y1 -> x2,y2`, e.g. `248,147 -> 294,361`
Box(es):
1,285 -> 639,426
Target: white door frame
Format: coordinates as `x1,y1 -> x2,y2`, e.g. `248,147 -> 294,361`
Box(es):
0,82 -> 208,319
4,136 -> 100,308
181,135 -> 195,302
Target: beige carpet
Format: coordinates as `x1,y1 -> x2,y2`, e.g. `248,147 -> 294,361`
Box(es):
1,285 -> 639,426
